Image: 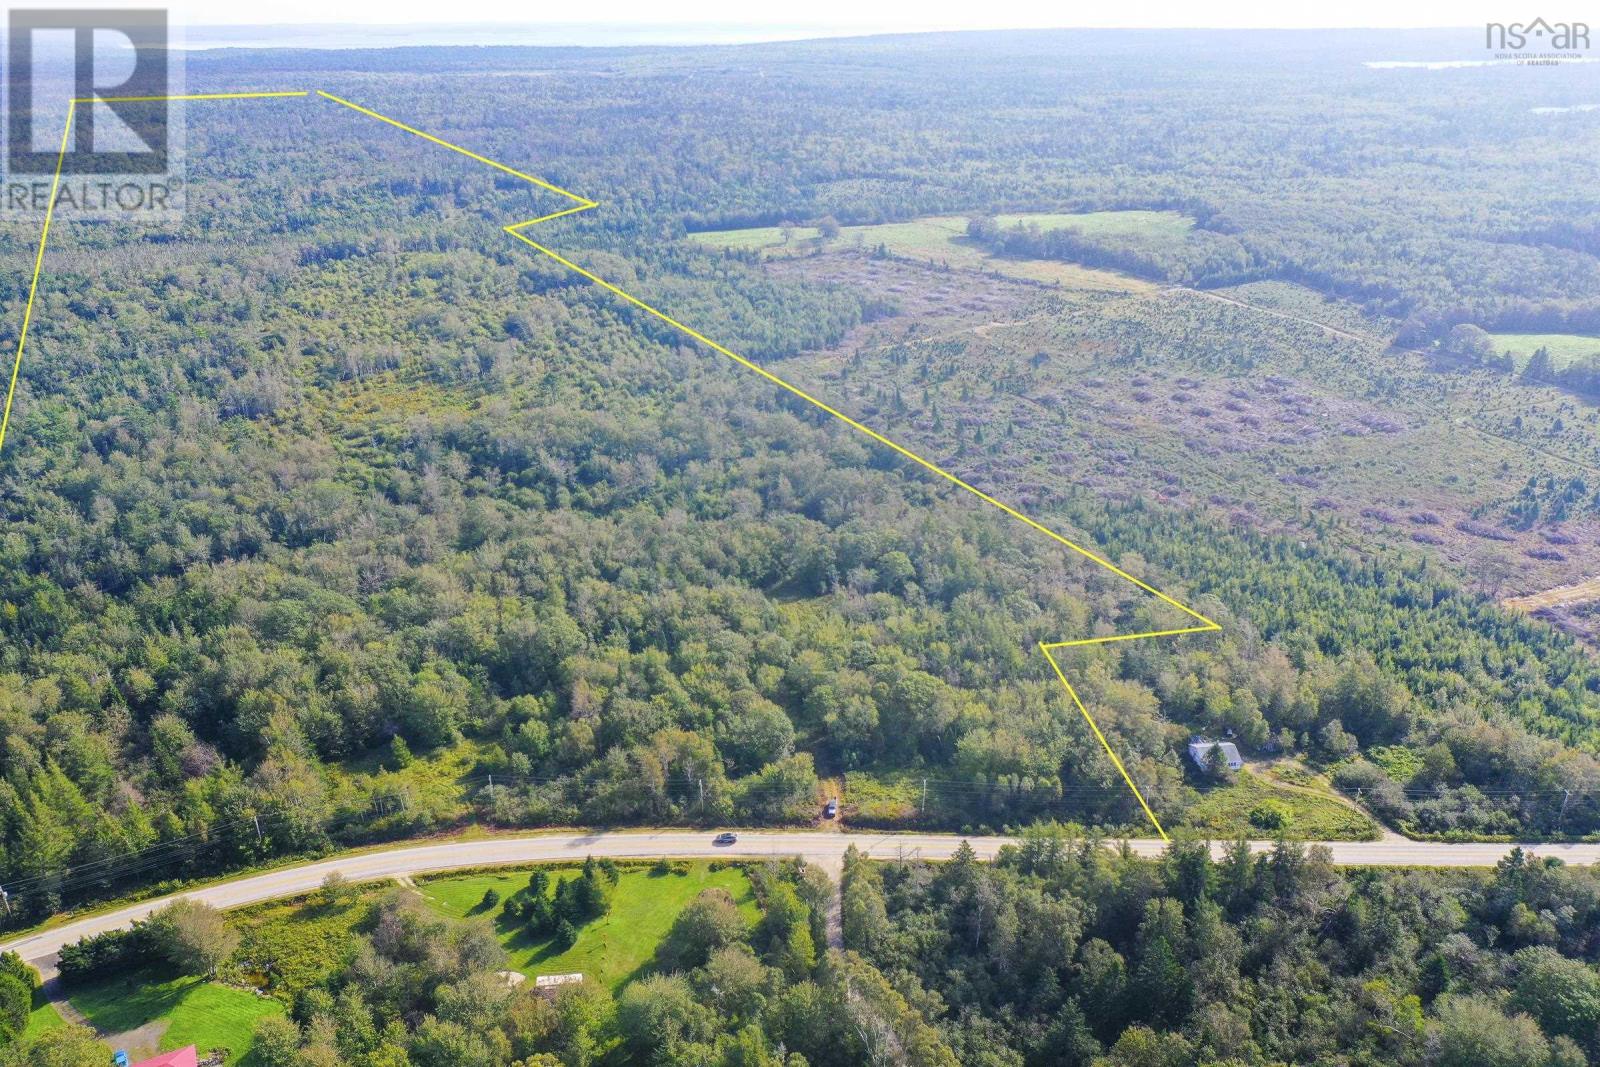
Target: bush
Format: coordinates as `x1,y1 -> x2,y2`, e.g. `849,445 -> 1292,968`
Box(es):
1332,759 -> 1413,825
1249,804 -> 1288,831
320,871 -> 355,905
479,888 -> 500,911
0,953 -> 38,992
58,926 -> 156,987
0,971 -> 29,1039
553,919 -> 578,951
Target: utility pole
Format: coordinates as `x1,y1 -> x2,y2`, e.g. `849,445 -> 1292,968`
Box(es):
253,814 -> 263,845
0,886 -> 11,918
1560,789 -> 1572,825
698,778 -> 704,812
920,778 -> 928,817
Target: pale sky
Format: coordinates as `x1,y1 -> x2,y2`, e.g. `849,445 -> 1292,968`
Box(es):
8,0 -> 1563,31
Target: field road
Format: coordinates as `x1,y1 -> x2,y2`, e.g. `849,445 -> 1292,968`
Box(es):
1505,573 -> 1600,613
6,831 -> 1600,979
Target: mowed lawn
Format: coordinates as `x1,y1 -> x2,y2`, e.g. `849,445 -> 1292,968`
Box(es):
689,211 -> 1184,291
1488,332 -> 1600,369
21,996 -> 65,1040
419,862 -> 759,990
69,968 -> 283,1065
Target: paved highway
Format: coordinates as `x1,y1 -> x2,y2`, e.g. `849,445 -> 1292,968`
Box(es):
6,831 -> 1599,979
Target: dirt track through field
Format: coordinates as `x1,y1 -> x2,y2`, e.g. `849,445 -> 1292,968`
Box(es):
1505,575 -> 1600,612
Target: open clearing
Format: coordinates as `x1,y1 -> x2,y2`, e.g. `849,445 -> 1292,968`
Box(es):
417,861 -> 760,991
751,244 -> 1600,613
1180,767 -> 1380,841
1505,574 -> 1600,613
1488,332 -> 1600,369
690,212 -> 1168,291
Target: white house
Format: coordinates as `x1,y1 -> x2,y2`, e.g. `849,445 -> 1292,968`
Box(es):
1188,738 -> 1243,772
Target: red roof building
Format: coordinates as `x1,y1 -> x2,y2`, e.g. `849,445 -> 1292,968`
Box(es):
130,1047 -> 199,1067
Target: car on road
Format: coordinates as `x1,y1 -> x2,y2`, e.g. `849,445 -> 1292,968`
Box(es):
713,832 -> 737,845
823,798 -> 839,819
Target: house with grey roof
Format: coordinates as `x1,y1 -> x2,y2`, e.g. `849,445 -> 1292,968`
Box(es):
1188,738 -> 1243,772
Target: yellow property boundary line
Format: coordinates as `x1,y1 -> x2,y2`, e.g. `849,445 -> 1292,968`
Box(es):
4,89 -> 1222,840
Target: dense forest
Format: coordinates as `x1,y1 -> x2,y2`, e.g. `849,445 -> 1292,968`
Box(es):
0,28 -> 1596,926
842,828 -> 1600,1066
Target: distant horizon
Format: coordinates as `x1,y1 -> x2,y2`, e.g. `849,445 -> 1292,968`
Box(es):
169,20 -> 1504,51
162,0 -> 1537,34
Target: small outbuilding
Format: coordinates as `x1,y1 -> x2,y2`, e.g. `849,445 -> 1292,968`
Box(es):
1188,738 -> 1243,772
534,973 -> 585,998
536,972 -> 584,988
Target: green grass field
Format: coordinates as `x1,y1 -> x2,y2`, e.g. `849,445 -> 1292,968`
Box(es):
1179,769 -> 1379,841
689,211 -> 1185,291
1487,332 -> 1600,369
21,996 -> 65,1041
991,210 -> 1193,238
418,862 -> 759,990
68,968 -> 283,1065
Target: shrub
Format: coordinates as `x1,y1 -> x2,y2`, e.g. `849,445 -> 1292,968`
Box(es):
0,971 -> 30,1038
1249,804 -> 1288,831
321,871 -> 355,905
479,888 -> 500,911
58,926 -> 157,986
1332,759 -> 1413,825
0,953 -> 38,992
